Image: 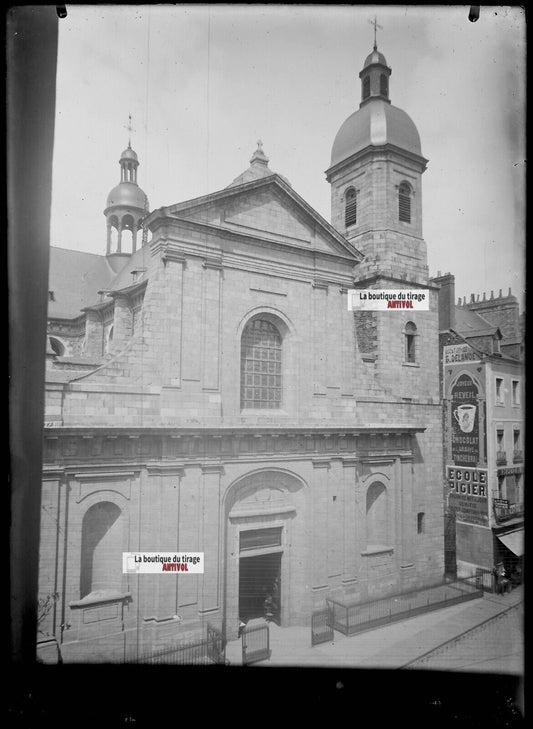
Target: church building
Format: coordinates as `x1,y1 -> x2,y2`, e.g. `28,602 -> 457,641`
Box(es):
39,42 -> 445,662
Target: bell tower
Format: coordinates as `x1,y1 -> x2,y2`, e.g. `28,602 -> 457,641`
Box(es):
326,39 -> 429,285
104,116 -> 149,267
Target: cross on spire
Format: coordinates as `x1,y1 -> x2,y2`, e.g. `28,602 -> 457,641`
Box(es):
124,113 -> 136,148
369,16 -> 383,50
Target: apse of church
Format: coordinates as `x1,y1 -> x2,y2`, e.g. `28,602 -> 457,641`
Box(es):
40,42 -> 444,660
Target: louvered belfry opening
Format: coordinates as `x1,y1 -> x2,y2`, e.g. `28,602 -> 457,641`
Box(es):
399,182 -> 411,223
241,318 -> 282,409
345,187 -> 357,227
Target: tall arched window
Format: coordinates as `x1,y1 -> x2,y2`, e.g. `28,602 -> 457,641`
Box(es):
366,481 -> 388,548
345,187 -> 358,227
399,182 -> 412,223
241,319 -> 282,409
404,321 -> 417,363
80,502 -> 123,598
363,75 -> 370,100
380,74 -> 388,96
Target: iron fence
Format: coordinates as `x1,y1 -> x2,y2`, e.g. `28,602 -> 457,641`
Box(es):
311,606 -> 334,646
325,577 -> 482,638
127,623 -> 226,665
242,623 -> 270,665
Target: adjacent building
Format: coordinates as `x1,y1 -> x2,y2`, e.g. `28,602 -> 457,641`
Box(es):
431,273 -> 524,583
39,43 -> 445,662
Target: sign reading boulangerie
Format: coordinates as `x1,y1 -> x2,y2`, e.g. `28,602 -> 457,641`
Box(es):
451,373 -> 480,465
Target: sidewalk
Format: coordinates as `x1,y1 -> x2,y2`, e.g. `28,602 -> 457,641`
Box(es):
225,585 -> 523,671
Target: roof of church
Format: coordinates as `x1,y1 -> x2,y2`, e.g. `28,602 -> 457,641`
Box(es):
48,247 -> 116,319
330,100 -> 423,168
106,247 -> 150,291
226,141 -> 291,188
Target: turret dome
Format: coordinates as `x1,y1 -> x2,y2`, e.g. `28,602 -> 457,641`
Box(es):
330,101 -> 422,167
106,182 -> 147,210
363,48 -> 388,68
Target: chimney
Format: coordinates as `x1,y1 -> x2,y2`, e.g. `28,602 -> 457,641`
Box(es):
431,272 -> 456,330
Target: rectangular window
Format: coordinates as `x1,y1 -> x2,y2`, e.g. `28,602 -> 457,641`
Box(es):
417,512 -> 425,534
239,527 -> 282,553
513,430 -> 520,449
496,429 -> 504,448
512,380 -> 520,405
495,378 -> 504,404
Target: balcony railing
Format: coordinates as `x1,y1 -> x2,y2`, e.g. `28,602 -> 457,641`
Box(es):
493,502 -> 524,523
496,450 -> 507,465
513,449 -> 523,463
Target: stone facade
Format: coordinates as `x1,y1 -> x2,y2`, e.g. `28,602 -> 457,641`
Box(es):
39,45 -> 446,661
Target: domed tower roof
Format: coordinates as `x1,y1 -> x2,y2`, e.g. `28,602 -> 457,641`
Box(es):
104,123 -> 150,258
330,102 -> 422,167
328,42 -> 425,170
120,146 -> 139,162
104,142 -> 148,212
363,47 -> 388,69
106,181 -> 147,209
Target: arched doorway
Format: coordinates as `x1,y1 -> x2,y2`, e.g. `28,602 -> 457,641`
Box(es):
223,470 -> 308,640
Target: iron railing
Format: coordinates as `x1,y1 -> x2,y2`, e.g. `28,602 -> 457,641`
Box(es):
126,623 -> 226,665
513,449 -> 523,462
242,623 -> 270,665
325,577 -> 482,638
494,502 -> 524,523
311,606 -> 334,646
496,450 -> 507,465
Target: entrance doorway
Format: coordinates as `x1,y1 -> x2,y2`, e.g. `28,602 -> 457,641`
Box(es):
239,552 -> 281,624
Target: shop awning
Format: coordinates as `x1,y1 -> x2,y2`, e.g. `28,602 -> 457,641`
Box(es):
497,530 -> 524,557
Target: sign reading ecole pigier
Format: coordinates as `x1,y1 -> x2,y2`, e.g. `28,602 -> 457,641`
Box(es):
123,552 -> 204,573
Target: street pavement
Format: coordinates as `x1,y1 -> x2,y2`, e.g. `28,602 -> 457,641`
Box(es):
225,584 -> 523,672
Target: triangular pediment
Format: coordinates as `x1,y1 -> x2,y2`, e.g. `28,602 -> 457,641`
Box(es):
164,176 -> 362,260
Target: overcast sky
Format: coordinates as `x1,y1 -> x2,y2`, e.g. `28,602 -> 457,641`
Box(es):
50,4 -> 526,308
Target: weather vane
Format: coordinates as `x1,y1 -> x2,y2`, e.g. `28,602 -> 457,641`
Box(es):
369,16 -> 383,50
124,113 -> 136,147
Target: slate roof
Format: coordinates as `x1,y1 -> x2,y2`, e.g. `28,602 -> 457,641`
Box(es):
48,246 -> 152,320
47,247 -> 115,319
454,305 -> 499,336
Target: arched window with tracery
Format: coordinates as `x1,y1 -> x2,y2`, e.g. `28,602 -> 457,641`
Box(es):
241,318 -> 282,409
398,182 -> 412,223
345,187 -> 358,227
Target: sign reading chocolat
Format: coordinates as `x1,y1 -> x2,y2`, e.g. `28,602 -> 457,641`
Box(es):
451,374 -> 480,466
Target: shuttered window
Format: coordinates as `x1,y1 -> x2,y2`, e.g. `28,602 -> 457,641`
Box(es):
363,76 -> 370,100
345,188 -> 357,227
380,74 -> 388,96
241,319 -> 282,409
399,182 -> 411,223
